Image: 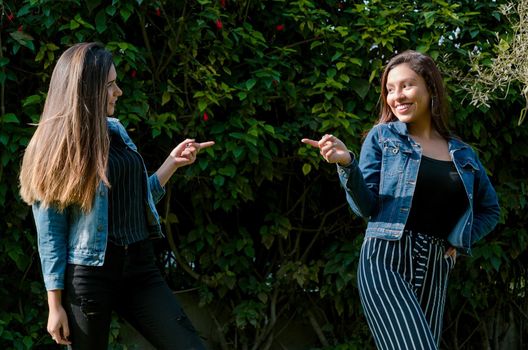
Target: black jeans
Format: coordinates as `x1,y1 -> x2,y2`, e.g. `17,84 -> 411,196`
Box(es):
63,240 -> 206,350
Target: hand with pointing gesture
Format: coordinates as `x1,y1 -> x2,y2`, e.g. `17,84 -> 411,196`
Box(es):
301,134 -> 352,166
156,138 -> 215,187
169,138 -> 215,168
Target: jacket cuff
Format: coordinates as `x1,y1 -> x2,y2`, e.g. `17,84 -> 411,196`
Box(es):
149,174 -> 166,203
43,273 -> 64,291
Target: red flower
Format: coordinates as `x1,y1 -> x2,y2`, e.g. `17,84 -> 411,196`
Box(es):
215,19 -> 223,30
203,112 -> 209,121
220,0 -> 226,8
276,24 -> 285,31
130,69 -> 137,78
155,8 -> 161,17
7,13 -> 14,22
17,25 -> 23,32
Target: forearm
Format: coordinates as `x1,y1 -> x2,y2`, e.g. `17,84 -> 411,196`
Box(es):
340,163 -> 378,218
155,156 -> 181,187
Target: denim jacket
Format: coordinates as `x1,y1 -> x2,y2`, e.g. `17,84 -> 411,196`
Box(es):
337,121 -> 500,255
32,118 -> 165,290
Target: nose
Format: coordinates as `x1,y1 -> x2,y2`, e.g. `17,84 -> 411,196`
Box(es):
115,85 -> 123,97
394,88 -> 405,100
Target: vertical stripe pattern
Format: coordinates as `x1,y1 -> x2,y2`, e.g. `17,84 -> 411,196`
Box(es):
107,131 -> 149,246
358,230 -> 455,350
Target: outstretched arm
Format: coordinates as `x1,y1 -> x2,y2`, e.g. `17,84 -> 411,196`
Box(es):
301,129 -> 381,218
301,134 -> 352,166
155,139 -> 215,187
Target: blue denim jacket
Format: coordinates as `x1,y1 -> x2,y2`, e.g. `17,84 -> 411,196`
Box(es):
337,121 -> 500,255
32,118 -> 165,290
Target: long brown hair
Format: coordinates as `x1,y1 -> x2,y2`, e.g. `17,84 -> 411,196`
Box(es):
378,50 -> 451,138
19,42 -> 113,211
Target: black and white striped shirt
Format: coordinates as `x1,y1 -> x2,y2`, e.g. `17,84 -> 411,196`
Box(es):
107,129 -> 149,245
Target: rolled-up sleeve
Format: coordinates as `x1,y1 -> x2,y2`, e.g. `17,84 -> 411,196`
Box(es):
148,174 -> 166,204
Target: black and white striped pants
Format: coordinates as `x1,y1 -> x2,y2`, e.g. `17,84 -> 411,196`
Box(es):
358,230 -> 455,350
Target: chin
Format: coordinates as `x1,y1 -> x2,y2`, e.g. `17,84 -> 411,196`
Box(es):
395,115 -> 414,123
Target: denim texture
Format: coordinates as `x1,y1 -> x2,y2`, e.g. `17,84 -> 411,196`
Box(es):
337,121 -> 500,254
32,118 -> 165,290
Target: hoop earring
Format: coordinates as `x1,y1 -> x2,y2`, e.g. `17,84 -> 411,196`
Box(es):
431,96 -> 437,113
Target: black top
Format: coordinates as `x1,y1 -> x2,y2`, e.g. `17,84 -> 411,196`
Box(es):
405,155 -> 468,239
107,129 -> 149,245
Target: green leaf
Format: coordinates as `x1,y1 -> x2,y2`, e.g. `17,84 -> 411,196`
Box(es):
331,52 -> 342,62
336,62 -> 346,70
22,95 -> 42,107
424,11 -> 436,28
232,148 -> 244,159
198,100 -> 207,112
302,163 -> 312,175
238,91 -> 247,101
213,175 -> 225,186
162,91 -> 171,106
95,10 -> 107,33
350,78 -> 370,99
120,7 -> 133,22
2,113 -> 19,123
219,165 -> 237,177
245,79 -> 257,91
106,5 -> 117,16
9,31 -> 35,51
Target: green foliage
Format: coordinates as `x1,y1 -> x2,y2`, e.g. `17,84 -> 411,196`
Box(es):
0,0 -> 526,349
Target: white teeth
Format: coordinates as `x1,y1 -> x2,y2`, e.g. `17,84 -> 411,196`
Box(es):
396,104 -> 411,111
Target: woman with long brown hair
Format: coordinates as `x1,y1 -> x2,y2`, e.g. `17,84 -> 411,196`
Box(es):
20,42 -> 212,349
302,50 -> 500,349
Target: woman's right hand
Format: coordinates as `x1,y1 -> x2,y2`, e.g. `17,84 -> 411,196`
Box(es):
301,134 -> 352,166
47,290 -> 71,345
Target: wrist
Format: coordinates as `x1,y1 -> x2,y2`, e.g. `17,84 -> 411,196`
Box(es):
337,152 -> 353,167
47,290 -> 63,309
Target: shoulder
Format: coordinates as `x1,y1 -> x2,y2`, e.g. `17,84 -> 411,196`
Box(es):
106,117 -> 128,134
106,117 -> 121,128
448,136 -> 477,156
366,122 -> 406,141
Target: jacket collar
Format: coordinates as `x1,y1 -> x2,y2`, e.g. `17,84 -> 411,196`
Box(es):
447,136 -> 468,153
387,121 -> 409,136
387,121 -> 468,152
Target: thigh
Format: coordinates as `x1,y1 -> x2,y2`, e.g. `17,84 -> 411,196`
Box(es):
357,237 -> 438,350
416,238 -> 455,346
63,264 -> 114,350
118,242 -> 206,350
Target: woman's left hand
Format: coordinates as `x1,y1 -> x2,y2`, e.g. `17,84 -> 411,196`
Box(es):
156,138 -> 215,187
444,246 -> 457,263
169,139 -> 215,168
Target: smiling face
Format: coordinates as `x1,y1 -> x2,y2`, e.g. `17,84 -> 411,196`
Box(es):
385,63 -> 431,126
106,65 -> 122,116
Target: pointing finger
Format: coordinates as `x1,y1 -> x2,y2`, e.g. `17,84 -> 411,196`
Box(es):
301,138 -> 319,148
198,141 -> 215,149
